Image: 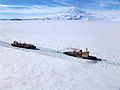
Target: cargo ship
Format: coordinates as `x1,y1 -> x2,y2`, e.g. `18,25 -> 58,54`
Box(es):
11,41 -> 36,49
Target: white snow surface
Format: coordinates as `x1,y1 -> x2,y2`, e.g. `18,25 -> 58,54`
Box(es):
0,21 -> 120,90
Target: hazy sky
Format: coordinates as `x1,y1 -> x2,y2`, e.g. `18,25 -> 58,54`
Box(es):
0,0 -> 120,18
1,0 -> 120,9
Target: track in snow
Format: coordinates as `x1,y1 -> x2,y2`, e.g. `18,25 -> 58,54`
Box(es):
0,41 -> 120,67
0,41 -> 75,60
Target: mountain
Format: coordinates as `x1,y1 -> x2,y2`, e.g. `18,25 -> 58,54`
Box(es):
1,7 -> 118,21
43,7 -> 105,20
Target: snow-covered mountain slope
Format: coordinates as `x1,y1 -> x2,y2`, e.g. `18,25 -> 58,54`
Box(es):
0,7 -> 107,20
36,7 -> 119,21
0,7 -> 120,21
40,7 -> 105,20
40,7 -> 120,21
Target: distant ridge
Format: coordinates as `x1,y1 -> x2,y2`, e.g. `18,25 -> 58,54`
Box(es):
0,18 -> 39,21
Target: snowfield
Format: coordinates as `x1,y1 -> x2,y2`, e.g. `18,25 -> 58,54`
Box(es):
0,20 -> 120,90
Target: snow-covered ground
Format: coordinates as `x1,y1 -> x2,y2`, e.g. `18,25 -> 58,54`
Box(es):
0,20 -> 120,90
